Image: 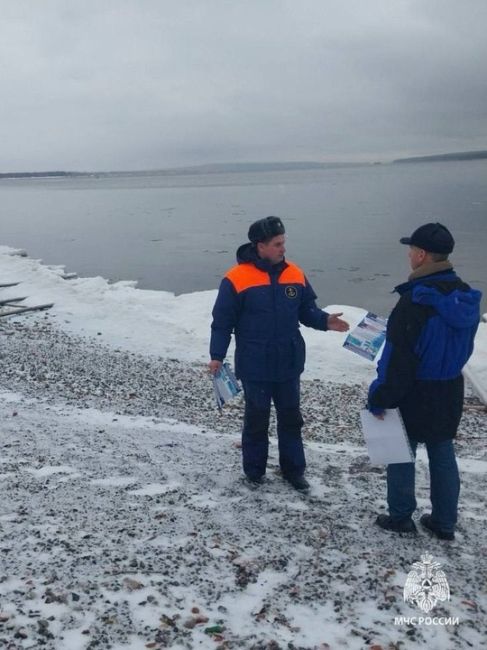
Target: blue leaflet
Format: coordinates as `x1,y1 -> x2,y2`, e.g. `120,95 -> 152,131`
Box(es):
343,312 -> 388,362
212,363 -> 242,410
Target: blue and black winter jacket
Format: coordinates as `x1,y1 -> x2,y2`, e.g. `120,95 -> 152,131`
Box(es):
368,269 -> 481,442
210,243 -> 329,382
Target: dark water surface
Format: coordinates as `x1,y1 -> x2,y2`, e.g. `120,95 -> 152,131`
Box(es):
1,160 -> 486,314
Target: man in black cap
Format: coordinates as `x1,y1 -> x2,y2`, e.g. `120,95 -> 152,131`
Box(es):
209,216 -> 349,491
368,222 -> 481,539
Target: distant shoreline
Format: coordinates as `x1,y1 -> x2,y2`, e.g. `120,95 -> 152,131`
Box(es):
0,162 -> 368,180
1,152 -> 486,179
393,150 -> 487,164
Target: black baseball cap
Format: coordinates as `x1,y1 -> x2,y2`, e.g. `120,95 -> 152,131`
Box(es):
400,222 -> 454,254
248,216 -> 285,243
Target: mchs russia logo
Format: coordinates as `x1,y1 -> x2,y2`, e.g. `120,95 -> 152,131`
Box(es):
404,553 -> 450,613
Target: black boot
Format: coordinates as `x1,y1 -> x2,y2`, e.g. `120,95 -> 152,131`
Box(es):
244,474 -> 265,488
420,514 -> 454,541
283,475 -> 310,492
375,514 -> 417,534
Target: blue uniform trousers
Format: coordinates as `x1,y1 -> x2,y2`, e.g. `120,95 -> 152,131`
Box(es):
241,378 -> 305,480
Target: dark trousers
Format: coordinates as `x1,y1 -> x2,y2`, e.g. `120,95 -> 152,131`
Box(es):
387,438 -> 460,533
241,378 -> 305,480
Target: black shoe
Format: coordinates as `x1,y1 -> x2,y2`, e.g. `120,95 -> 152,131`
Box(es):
420,514 -> 454,541
283,475 -> 310,492
244,474 -> 264,487
375,514 -> 417,534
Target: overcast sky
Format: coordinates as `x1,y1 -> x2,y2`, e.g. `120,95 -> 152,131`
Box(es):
1,0 -> 486,172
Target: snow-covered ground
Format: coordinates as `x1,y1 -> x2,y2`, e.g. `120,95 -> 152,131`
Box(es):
0,246 -> 486,649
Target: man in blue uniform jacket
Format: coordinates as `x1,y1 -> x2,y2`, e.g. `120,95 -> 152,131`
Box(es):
368,223 -> 481,540
209,216 -> 349,491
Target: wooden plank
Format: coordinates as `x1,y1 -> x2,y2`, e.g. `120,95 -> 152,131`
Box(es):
0,303 -> 54,318
0,296 -> 27,306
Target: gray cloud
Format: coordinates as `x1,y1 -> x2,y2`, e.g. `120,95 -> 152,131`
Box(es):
1,0 -> 486,171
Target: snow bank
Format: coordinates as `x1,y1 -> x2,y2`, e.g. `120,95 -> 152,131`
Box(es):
0,246 -> 485,392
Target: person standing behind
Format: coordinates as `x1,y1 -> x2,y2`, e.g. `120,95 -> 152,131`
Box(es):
368,223 -> 481,540
209,216 -> 349,491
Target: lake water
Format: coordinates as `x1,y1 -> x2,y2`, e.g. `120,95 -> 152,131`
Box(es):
1,160 -> 486,315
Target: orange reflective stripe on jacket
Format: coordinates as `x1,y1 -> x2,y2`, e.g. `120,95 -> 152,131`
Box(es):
225,261 -> 305,294
278,263 -> 305,286
225,263 -> 270,293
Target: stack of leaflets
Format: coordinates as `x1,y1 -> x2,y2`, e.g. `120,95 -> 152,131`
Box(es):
343,311 -> 388,362
213,363 -> 242,410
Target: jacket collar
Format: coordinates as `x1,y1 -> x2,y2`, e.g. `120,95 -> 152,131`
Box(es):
236,242 -> 287,274
408,260 -> 453,282
394,266 -> 457,296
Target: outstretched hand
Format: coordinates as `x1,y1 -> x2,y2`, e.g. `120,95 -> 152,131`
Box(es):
327,312 -> 350,332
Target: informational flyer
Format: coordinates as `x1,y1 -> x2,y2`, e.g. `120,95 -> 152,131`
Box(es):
360,409 -> 414,464
212,363 -> 242,410
343,312 -> 388,361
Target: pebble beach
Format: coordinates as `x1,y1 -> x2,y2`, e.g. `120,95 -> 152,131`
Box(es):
1,315 -> 486,649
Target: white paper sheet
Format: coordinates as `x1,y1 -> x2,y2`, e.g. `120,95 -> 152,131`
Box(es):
360,408 -> 414,465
